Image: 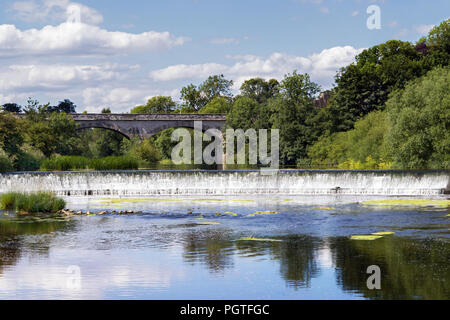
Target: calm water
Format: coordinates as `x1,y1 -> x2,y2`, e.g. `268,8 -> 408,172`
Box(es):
0,195 -> 449,300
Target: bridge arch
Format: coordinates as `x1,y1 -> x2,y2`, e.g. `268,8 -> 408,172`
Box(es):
76,125 -> 133,140
72,114 -> 227,140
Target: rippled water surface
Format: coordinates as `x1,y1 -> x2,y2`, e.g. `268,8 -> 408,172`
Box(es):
0,195 -> 449,300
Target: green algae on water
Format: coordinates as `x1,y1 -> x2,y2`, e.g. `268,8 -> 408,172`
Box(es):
197,222 -> 220,225
362,199 -> 450,207
351,235 -> 384,241
312,207 -> 334,211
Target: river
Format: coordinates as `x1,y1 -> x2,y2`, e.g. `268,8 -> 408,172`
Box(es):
0,170 -> 449,300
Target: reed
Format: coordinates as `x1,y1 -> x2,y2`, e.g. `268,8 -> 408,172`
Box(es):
0,192 -> 66,213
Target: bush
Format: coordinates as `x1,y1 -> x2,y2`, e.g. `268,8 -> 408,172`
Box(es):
0,192 -> 66,213
41,156 -> 90,171
133,139 -> 161,164
0,155 -> 13,172
90,156 -> 139,171
15,152 -> 42,171
308,111 -> 392,169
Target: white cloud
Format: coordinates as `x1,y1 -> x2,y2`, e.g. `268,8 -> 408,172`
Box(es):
150,63 -> 228,82
150,46 -> 364,89
0,63 -> 136,92
82,87 -> 180,113
0,22 -> 189,57
415,24 -> 434,35
351,10 -> 359,17
12,0 -> 103,25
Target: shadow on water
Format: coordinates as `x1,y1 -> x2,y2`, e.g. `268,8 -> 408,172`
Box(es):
0,214 -> 74,276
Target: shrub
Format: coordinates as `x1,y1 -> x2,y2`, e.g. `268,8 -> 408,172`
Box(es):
133,139 -> 161,164
0,192 -> 66,213
15,152 -> 42,171
0,155 -> 13,172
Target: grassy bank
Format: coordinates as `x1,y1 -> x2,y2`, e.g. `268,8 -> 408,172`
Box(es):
0,192 -> 66,213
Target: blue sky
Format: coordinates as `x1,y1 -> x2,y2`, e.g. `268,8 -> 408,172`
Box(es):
0,0 -> 448,112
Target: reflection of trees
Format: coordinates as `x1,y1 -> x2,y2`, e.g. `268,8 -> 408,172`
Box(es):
234,235 -> 320,289
0,217 -> 74,276
269,236 -> 320,289
182,229 -> 235,273
182,231 -> 321,287
329,237 -> 450,300
0,236 -> 21,277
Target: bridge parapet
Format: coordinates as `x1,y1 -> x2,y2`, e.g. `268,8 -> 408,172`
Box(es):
71,113 -> 227,121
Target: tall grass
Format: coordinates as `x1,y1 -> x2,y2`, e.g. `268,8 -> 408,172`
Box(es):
0,192 -> 66,213
41,156 -> 90,171
90,156 -> 139,171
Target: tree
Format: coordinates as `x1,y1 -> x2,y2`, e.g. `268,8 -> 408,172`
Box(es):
25,112 -> 81,157
199,96 -> 232,114
240,78 -> 279,104
421,19 -> 450,69
180,75 -> 233,112
270,71 -> 321,165
48,99 -> 77,113
199,74 -> 233,102
2,103 -> 22,113
385,67 -> 449,169
324,40 -> 426,133
131,96 -> 177,114
227,97 -> 260,130
0,112 -> 24,157
25,121 -> 56,157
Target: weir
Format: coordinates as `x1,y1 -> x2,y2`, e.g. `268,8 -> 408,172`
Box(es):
0,170 -> 449,196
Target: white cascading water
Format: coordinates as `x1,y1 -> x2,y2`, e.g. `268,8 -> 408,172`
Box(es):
0,170 -> 448,196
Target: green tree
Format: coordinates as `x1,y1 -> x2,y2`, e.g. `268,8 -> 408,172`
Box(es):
0,112 -> 24,157
240,78 -> 279,104
2,103 -> 22,113
131,96 -> 177,114
48,99 -> 77,113
270,71 -> 321,165
180,75 -> 233,112
25,121 -> 56,157
227,97 -> 261,130
386,67 -> 450,169
324,40 -> 425,133
422,19 -> 450,68
199,96 -> 232,114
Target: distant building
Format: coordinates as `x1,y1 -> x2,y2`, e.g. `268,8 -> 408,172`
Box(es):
315,91 -> 331,109
415,42 -> 429,55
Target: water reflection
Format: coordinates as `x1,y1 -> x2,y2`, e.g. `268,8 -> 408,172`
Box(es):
330,237 -> 450,300
0,211 -> 449,299
0,215 -> 74,277
182,229 -> 235,273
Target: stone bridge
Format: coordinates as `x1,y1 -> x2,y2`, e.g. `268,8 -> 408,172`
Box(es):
72,114 -> 227,139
